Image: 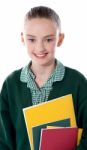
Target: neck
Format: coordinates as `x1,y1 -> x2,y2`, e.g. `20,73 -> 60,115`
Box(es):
31,60 -> 55,77
30,60 -> 56,87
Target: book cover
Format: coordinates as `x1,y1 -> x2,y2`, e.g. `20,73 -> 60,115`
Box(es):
39,127 -> 78,150
23,94 -> 76,150
47,126 -> 83,145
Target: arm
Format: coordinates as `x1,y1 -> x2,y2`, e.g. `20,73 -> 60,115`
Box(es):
0,81 -> 16,150
76,75 -> 87,150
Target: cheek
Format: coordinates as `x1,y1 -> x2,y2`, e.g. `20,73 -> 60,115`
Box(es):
25,42 -> 33,51
47,42 -> 56,52
25,43 -> 33,56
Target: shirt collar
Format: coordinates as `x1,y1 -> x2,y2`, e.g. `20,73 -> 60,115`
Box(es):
20,59 -> 65,85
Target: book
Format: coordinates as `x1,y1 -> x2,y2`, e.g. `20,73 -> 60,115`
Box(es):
39,127 -> 78,150
47,126 -> 83,145
77,128 -> 83,145
23,94 -> 76,150
32,118 -> 70,150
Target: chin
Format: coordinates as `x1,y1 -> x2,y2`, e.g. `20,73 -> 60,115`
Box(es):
35,59 -> 54,66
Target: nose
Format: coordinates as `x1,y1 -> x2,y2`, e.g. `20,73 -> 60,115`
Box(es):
35,40 -> 45,53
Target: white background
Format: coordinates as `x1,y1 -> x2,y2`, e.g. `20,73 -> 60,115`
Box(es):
0,0 -> 87,90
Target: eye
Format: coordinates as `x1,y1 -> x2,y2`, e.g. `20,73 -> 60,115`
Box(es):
28,39 -> 36,42
46,38 -> 54,42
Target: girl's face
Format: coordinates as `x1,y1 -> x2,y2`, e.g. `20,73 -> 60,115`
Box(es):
21,18 -> 64,66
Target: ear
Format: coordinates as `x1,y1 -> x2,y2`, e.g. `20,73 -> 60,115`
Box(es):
57,33 -> 65,47
21,32 -> 25,45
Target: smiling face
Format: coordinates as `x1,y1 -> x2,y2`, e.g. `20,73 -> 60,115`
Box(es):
21,18 -> 64,66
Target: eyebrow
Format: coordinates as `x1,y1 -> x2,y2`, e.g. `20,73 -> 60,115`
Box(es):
26,34 -> 56,38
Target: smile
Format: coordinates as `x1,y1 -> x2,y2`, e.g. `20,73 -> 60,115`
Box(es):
34,53 -> 48,58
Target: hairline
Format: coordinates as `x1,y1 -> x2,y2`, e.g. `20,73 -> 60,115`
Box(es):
24,17 -> 61,33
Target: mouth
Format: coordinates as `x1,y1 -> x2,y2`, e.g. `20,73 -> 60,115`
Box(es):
34,53 -> 48,58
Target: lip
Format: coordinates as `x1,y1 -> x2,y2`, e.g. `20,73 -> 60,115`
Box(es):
34,53 -> 48,58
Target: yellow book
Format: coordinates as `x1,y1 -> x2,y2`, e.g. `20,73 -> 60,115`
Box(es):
23,94 -> 76,150
77,128 -> 83,145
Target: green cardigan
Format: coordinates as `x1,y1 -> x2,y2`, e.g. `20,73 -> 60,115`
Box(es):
0,66 -> 87,150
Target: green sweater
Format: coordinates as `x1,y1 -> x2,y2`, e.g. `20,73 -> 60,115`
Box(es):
0,66 -> 87,150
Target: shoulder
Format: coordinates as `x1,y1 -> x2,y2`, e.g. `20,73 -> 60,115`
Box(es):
65,66 -> 87,85
1,68 -> 23,92
6,68 -> 22,83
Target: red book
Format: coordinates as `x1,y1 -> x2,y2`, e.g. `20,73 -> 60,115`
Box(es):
39,127 -> 78,150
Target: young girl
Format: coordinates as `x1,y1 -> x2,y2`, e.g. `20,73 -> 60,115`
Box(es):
0,6 -> 87,150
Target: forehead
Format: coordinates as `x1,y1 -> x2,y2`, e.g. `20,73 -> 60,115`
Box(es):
24,18 -> 59,35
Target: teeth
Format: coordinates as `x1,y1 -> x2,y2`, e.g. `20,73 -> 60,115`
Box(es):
35,54 -> 47,57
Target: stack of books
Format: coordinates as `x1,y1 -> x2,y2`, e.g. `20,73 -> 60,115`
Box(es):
23,94 -> 82,150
